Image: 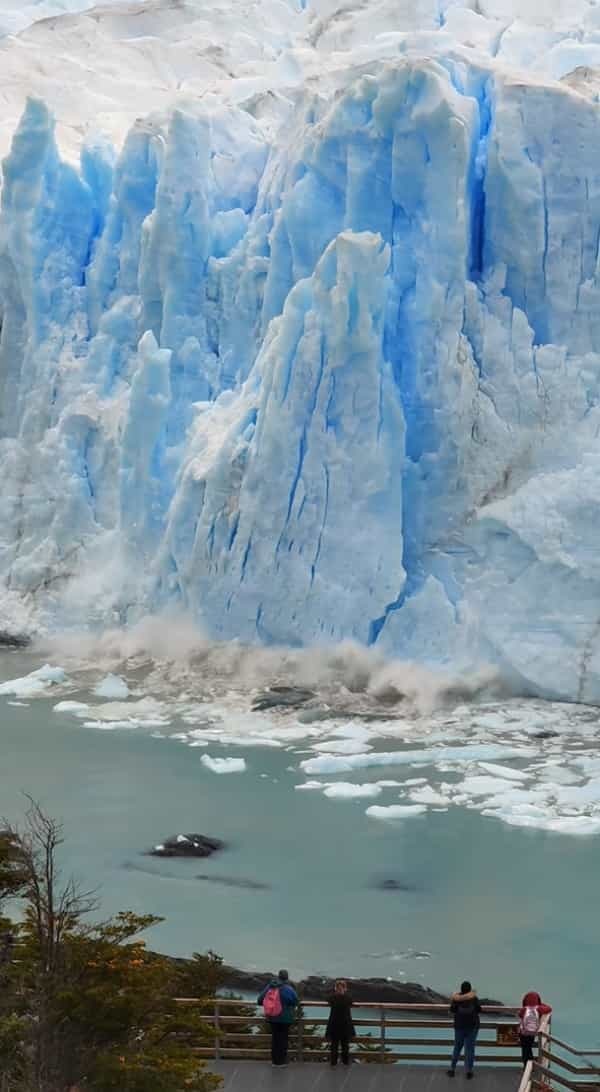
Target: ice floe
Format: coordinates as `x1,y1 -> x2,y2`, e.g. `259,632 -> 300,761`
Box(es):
0,664 -> 67,698
366,805 -> 428,821
323,782 -> 383,800
201,755 -> 247,774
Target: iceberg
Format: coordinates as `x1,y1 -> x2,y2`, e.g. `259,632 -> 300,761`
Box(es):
2,0 -> 600,700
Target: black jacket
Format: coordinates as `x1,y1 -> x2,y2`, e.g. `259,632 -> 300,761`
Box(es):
451,994 -> 481,1031
326,994 -> 355,1040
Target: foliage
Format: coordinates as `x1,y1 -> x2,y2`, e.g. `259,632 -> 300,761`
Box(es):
0,801 -> 222,1092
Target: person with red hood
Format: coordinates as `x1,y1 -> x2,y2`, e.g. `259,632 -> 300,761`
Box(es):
518,991 -> 552,1066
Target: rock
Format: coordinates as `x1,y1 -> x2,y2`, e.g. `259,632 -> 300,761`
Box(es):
153,958 -> 502,1008
219,966 -> 449,1004
0,630 -> 30,648
149,834 -> 225,858
374,878 -> 418,892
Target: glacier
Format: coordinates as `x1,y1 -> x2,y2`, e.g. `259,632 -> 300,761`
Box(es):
3,0 -> 600,700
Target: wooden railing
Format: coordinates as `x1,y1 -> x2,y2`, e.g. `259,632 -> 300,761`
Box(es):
174,997 -> 529,1065
525,1020 -> 600,1092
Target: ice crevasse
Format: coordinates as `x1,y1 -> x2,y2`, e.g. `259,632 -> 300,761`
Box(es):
3,51 -> 600,702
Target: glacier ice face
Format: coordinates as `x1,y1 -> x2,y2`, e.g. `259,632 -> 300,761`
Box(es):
4,3 -> 600,700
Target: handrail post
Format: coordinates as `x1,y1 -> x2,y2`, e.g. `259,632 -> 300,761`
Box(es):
538,1014 -> 550,1085
517,1060 -> 533,1092
380,1006 -> 386,1063
214,998 -> 221,1060
297,1007 -> 304,1064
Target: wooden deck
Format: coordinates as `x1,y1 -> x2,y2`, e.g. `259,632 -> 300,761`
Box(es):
209,1061 -> 521,1092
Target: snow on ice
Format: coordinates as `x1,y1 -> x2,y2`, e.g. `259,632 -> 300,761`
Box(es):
3,0 -> 600,701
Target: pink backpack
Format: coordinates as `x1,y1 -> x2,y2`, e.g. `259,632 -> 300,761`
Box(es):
263,987 -> 283,1018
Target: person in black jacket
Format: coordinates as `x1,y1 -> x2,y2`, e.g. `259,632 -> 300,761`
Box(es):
325,979 -> 355,1067
447,981 -> 482,1079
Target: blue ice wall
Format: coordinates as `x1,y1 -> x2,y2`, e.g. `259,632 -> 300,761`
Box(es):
3,61 -> 600,700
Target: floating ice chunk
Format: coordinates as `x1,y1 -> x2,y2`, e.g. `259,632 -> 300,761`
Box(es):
543,816 -> 600,835
295,780 -> 327,791
300,744 -> 534,776
201,755 -> 247,774
323,782 -> 383,799
554,781 -> 600,807
534,764 -> 582,785
83,719 -> 138,730
571,757 -> 600,775
94,674 -> 130,700
0,664 -> 67,698
409,786 -> 453,806
328,723 -> 374,742
458,775 -> 521,796
312,739 -> 373,754
208,735 -> 283,748
366,805 -> 428,821
53,700 -> 90,714
80,698 -> 168,722
34,665 -> 66,683
477,762 -> 531,781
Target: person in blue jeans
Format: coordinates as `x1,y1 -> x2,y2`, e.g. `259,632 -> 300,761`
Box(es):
447,981 -> 482,1079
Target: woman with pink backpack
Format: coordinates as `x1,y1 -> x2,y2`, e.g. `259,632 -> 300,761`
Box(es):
518,991 -> 552,1066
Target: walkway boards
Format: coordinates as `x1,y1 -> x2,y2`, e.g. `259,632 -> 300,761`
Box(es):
210,1061 -> 520,1092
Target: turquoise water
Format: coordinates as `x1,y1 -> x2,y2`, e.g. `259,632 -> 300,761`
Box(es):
0,649 -> 598,1048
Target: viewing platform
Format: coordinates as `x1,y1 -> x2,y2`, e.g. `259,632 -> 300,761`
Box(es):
212,1062 -> 518,1092
174,999 -> 600,1092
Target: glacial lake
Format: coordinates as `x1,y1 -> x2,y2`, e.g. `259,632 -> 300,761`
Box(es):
0,642 -> 599,1049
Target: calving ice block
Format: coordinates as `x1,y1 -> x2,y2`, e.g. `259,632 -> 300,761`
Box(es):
2,15 -> 600,700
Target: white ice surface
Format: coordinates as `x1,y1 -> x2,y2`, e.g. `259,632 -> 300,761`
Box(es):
200,754 -> 247,773
366,804 -> 428,820
323,781 -> 383,799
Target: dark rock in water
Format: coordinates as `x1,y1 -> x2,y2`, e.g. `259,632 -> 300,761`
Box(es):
196,874 -> 270,891
374,878 -> 418,892
149,834 -> 224,858
531,729 -> 559,740
220,966 -> 450,1004
252,686 -> 315,711
0,630 -> 30,648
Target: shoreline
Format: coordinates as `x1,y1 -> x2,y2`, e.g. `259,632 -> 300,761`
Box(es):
219,965 -> 501,1006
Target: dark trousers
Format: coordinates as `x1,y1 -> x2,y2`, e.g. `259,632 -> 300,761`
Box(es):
520,1034 -> 536,1066
451,1027 -> 478,1072
270,1021 -> 290,1065
330,1037 -> 350,1066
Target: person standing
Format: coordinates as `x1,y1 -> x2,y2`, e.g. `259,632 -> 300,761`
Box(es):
518,991 -> 552,1067
447,981 -> 482,1079
258,969 -> 299,1067
325,979 -> 355,1067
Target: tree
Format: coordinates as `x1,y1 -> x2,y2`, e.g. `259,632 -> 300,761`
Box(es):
0,801 -> 221,1092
